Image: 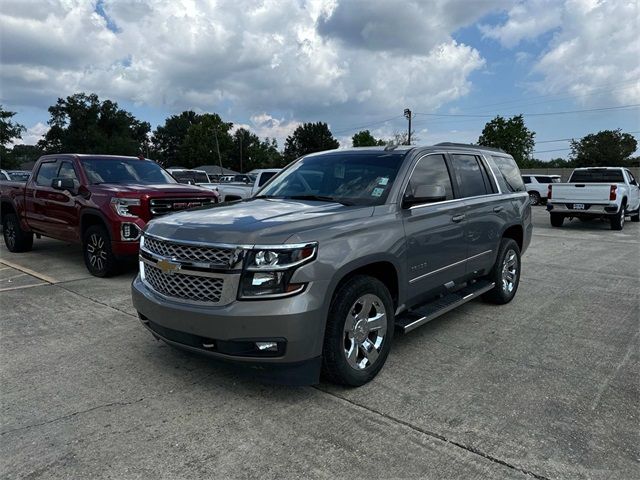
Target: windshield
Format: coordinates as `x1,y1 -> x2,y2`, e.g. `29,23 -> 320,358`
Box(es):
82,158 -> 176,185
570,170 -> 624,183
258,152 -> 404,206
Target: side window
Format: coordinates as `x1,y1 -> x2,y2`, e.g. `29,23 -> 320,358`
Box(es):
449,154 -> 489,198
522,176 -> 531,184
35,161 -> 58,186
58,161 -> 78,180
258,171 -> 277,187
406,154 -> 454,200
626,170 -> 637,186
487,156 -> 526,193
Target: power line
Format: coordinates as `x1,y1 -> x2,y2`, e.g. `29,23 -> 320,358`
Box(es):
536,131 -> 640,144
413,104 -> 640,119
533,147 -> 572,154
332,115 -> 403,135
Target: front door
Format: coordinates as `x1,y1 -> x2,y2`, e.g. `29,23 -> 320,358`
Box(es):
25,159 -> 59,235
45,160 -> 81,242
402,153 -> 468,306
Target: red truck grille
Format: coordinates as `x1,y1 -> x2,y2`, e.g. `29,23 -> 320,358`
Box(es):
149,197 -> 216,216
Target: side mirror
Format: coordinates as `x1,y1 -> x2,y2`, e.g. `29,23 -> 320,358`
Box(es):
52,177 -> 77,193
403,184 -> 447,208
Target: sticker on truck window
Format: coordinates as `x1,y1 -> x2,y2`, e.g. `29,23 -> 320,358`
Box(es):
372,187 -> 385,197
378,177 -> 389,186
334,164 -> 345,179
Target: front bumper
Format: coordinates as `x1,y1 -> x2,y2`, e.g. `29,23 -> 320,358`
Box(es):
131,275 -> 329,384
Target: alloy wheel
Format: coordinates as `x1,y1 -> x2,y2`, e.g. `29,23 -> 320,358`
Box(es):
343,293 -> 387,370
86,233 -> 107,271
501,249 -> 518,293
4,220 -> 16,250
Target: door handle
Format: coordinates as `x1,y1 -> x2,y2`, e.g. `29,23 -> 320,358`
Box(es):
493,206 -> 504,213
451,214 -> 465,223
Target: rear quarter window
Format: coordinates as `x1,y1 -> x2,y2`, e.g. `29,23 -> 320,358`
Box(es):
487,156 -> 525,193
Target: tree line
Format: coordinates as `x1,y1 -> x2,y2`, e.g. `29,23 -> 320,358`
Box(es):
1,93 -> 637,170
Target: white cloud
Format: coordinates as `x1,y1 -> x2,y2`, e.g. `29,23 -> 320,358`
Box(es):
0,0 -> 493,139
11,122 -> 48,146
480,0 -> 640,106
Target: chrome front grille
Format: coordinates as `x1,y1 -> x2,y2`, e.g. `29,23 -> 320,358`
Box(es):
143,236 -> 234,267
143,263 -> 224,303
149,197 -> 216,216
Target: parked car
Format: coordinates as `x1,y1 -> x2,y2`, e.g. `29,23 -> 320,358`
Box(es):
166,168 -> 210,185
1,154 -> 218,276
201,168 -> 280,202
522,174 -> 561,205
132,144 -> 531,386
546,167 -> 640,230
0,169 -> 31,182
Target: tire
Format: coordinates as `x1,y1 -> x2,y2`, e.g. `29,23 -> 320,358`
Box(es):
83,225 -> 118,277
528,191 -> 541,206
321,275 -> 394,386
2,212 -> 33,252
630,208 -> 639,222
610,204 -> 625,231
550,213 -> 564,227
482,238 -> 521,305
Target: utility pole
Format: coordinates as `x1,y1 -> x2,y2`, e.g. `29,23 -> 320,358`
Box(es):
404,108 -> 412,145
213,127 -> 223,175
239,135 -> 243,173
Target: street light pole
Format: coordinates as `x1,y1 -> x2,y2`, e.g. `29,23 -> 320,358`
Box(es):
404,108 -> 412,145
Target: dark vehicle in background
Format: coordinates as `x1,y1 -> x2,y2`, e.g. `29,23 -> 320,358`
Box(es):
132,144 -> 532,386
1,154 -> 218,277
166,168 -> 210,185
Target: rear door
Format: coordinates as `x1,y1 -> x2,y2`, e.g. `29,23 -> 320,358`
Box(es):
448,153 -> 502,276
402,153 -> 467,305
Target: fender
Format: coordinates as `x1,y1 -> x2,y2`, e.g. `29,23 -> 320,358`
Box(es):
80,208 -> 113,241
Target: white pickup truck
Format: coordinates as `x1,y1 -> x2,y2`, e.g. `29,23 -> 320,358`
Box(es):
547,167 -> 640,230
201,168 -> 280,202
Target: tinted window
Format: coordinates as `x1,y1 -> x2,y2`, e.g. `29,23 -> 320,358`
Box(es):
569,169 -> 624,183
406,154 -> 453,200
260,152 -> 404,206
82,158 -> 176,185
58,161 -> 78,180
522,176 -> 531,184
487,156 -> 526,192
450,154 -> 489,197
535,176 -> 553,184
35,161 -> 58,186
626,170 -> 637,185
552,177 -> 561,183
257,171 -> 277,187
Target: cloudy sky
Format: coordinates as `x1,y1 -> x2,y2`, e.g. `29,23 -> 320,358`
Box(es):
1,0 -> 639,159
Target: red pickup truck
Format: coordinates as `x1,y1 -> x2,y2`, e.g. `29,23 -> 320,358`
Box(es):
1,154 -> 218,276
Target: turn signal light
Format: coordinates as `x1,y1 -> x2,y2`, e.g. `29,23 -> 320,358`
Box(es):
610,185 -> 617,201
547,185 -> 552,200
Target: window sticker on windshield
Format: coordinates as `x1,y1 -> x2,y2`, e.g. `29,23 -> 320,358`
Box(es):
334,164 -> 345,179
372,187 -> 385,197
378,177 -> 389,186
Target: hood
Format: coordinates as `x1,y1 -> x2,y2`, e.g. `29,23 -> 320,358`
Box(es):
92,183 -> 215,196
144,198 -> 374,245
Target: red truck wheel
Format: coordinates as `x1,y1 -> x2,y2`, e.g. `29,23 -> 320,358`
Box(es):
2,212 -> 33,252
83,225 -> 118,277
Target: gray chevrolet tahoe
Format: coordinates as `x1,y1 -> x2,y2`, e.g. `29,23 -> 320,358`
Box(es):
132,144 -> 532,386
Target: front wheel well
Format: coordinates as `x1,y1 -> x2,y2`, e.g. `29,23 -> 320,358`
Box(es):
502,225 -> 523,251
80,213 -> 109,240
1,201 -> 17,218
333,262 -> 399,309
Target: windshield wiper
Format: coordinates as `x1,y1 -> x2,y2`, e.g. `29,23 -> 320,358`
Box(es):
286,195 -> 354,206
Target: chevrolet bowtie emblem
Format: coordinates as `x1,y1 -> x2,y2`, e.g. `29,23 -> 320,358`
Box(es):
157,258 -> 180,275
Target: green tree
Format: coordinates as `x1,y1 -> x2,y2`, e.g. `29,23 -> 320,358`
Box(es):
569,129 -> 637,167
478,114 -> 535,167
0,105 -> 26,169
37,93 -> 150,156
352,130 -> 385,147
179,113 -> 234,169
151,111 -> 202,166
283,122 -> 339,162
229,128 -> 283,172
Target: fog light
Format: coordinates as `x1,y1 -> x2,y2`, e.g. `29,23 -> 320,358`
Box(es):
255,341 -> 278,352
121,222 -> 140,240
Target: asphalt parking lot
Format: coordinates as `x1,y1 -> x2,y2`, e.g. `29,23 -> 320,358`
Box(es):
1,207 -> 638,479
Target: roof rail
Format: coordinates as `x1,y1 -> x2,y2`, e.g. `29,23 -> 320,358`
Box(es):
434,142 -> 506,153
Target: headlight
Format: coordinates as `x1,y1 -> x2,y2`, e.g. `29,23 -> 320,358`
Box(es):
239,243 -> 317,298
111,197 -> 141,217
